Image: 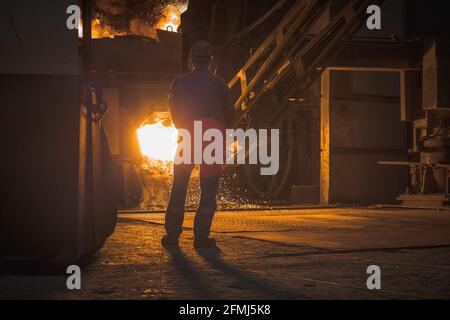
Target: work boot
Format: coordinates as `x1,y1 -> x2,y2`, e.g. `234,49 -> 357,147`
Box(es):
193,237 -> 219,249
193,207 -> 215,240
164,206 -> 184,241
161,234 -> 179,248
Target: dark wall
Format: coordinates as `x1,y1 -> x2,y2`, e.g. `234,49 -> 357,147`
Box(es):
406,0 -> 450,37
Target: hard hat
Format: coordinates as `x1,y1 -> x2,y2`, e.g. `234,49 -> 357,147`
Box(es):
191,40 -> 213,58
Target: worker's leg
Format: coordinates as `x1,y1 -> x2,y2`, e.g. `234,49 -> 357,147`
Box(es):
194,164 -> 221,242
165,164 -> 194,240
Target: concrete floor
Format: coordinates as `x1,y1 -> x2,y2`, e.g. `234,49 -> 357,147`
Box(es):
1,206 -> 450,299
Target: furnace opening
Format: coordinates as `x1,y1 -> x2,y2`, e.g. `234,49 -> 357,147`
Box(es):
137,111 -> 178,165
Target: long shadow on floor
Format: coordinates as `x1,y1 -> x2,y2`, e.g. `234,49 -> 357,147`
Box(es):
164,246 -> 214,299
196,248 -> 307,299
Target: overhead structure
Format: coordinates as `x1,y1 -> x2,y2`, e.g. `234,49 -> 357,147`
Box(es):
182,0 -> 449,207
225,0 -> 386,200
227,0 -> 382,128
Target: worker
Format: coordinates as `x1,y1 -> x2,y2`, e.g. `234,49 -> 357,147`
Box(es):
162,40 -> 231,249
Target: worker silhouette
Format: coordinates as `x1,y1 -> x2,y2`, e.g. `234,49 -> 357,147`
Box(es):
162,40 -> 230,249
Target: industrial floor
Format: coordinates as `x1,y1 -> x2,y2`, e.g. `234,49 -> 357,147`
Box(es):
2,206 -> 450,299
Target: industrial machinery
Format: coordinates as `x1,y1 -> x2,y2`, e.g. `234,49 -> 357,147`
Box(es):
1,0 -> 449,271
0,0 -> 183,268
181,0 -> 450,207
0,1 -> 117,269
378,39 -> 450,207
90,30 -> 182,208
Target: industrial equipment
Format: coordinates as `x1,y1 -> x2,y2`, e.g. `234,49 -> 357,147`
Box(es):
181,0 -> 450,207
0,0 -> 117,270
1,0 -> 449,272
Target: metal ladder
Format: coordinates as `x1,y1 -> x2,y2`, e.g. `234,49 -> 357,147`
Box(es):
228,0 -> 382,128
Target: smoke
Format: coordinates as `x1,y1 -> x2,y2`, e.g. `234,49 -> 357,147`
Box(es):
129,18 -> 158,39
93,0 -> 188,39
95,0 -> 127,15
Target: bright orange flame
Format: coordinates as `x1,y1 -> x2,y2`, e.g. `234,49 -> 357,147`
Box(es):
156,4 -> 187,32
92,18 -> 127,39
137,112 -> 178,162
89,3 -> 187,39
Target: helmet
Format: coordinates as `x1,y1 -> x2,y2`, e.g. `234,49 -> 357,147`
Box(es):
191,40 -> 213,58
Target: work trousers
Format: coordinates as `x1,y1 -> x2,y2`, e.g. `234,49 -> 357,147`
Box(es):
165,163 -> 221,240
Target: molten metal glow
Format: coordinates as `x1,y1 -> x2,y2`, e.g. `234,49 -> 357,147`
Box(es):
137,116 -> 178,162
89,3 -> 187,39
156,4 -> 187,32
92,18 -> 126,38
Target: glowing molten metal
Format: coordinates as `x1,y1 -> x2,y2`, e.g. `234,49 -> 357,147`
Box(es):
137,113 -> 178,162
156,4 -> 187,32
